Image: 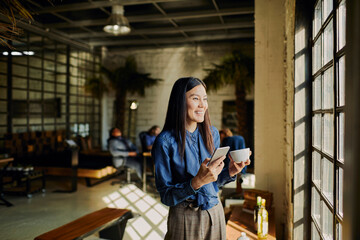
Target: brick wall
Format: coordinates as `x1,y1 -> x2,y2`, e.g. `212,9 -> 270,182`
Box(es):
101,42 -> 254,148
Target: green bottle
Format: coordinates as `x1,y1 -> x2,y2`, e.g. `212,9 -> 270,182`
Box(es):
254,196 -> 262,231
257,199 -> 268,239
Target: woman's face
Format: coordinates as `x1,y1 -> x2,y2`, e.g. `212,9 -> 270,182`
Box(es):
185,84 -> 208,129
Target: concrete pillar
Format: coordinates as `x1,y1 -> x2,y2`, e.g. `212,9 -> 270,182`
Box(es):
255,0 -> 295,238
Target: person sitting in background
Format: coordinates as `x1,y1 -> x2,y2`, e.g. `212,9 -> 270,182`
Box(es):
144,125 -> 161,151
107,127 -> 143,180
219,128 -> 247,174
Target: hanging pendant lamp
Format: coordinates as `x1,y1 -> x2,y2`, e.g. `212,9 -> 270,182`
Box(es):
103,5 -> 131,36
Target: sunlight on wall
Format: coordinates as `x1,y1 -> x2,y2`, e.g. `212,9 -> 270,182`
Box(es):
295,28 -> 306,56
293,27 -> 308,240
102,184 -> 168,240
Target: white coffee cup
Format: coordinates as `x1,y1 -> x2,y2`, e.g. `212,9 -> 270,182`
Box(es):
230,148 -> 250,163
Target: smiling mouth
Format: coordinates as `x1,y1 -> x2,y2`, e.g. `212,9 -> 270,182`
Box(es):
195,111 -> 204,114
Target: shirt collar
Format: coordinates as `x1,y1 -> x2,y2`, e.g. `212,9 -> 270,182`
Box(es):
186,127 -> 198,143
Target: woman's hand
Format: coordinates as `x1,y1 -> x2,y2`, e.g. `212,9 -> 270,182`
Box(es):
191,156 -> 225,190
228,151 -> 252,177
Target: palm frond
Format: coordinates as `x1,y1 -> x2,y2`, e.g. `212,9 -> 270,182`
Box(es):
101,57 -> 161,96
126,72 -> 161,96
84,76 -> 108,99
203,50 -> 254,93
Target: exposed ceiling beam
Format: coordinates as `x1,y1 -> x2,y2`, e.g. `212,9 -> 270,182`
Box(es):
44,8 -> 254,28
212,0 -> 225,24
89,32 -> 254,47
35,0 -> 185,14
0,14 -> 91,51
27,0 -> 96,36
152,2 -> 190,39
68,22 -> 254,39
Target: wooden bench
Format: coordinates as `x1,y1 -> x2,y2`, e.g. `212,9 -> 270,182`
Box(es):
34,207 -> 133,240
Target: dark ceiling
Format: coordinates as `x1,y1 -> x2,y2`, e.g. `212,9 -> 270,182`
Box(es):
5,0 -> 254,51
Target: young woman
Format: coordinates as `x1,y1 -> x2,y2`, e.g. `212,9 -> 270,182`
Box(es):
152,77 -> 250,240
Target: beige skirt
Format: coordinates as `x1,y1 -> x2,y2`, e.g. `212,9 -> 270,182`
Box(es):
164,200 -> 226,240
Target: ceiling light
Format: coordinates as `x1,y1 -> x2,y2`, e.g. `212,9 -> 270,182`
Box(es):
23,51 -> 35,55
103,5 -> 131,36
2,51 -> 23,56
11,51 -> 22,56
130,101 -> 138,110
2,51 -> 35,56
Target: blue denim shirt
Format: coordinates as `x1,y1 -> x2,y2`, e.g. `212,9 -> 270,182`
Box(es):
145,134 -> 156,149
152,126 -> 235,210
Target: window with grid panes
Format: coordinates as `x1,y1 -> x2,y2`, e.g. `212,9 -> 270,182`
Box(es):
69,49 -> 100,145
0,33 -> 101,149
311,0 -> 345,239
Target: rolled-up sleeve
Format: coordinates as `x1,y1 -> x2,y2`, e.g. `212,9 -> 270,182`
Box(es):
217,168 -> 236,187
152,136 -> 198,207
212,127 -> 236,187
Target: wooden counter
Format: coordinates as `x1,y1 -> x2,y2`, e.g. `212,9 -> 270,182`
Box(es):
226,206 -> 276,240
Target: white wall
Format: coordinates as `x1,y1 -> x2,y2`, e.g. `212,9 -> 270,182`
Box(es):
101,42 -> 254,149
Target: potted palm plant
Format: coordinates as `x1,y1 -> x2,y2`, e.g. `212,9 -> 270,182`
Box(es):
99,56 -> 161,132
203,50 -> 254,141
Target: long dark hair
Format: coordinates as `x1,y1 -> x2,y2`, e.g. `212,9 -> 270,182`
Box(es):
163,77 -> 214,157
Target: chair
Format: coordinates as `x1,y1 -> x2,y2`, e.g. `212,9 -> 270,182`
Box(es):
138,132 -> 155,192
109,137 -> 142,188
111,166 -> 132,186
139,131 -> 148,153
139,131 -> 154,172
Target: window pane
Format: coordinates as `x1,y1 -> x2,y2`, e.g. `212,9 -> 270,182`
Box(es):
310,0 -> 346,239
312,222 -> 321,240
313,36 -> 322,73
323,0 -> 333,22
323,113 -> 334,156
313,75 -> 322,110
337,222 -> 343,240
313,0 -> 322,37
322,157 -> 334,204
337,0 -> 346,50
312,151 -> 321,186
338,113 -> 345,162
313,114 -> 322,149
337,167 -> 344,217
322,201 -> 334,240
324,20 -> 334,65
312,187 -> 321,225
323,67 -> 334,109
338,56 -> 345,106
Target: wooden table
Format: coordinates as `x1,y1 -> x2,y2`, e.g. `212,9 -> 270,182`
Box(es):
226,206 -> 276,240
0,157 -> 14,207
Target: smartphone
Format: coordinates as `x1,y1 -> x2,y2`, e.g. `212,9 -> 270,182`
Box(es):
209,146 -> 230,164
